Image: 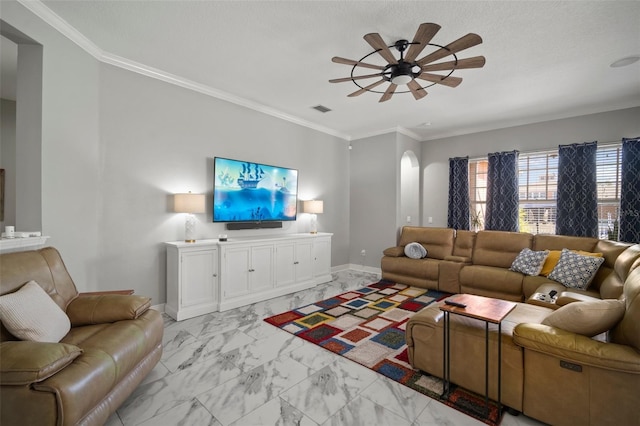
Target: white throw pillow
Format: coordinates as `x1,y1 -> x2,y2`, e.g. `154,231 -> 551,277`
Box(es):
509,248 -> 549,276
404,242 -> 427,259
0,281 -> 71,342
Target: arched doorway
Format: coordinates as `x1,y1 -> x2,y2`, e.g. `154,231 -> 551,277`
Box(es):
400,150 -> 419,228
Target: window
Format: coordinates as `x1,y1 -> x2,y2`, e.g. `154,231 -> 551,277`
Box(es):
469,144 -> 622,239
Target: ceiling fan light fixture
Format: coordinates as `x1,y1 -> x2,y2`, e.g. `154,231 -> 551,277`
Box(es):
391,74 -> 413,85
330,23 -> 485,102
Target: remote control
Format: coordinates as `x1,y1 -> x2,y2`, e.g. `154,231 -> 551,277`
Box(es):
444,300 -> 467,308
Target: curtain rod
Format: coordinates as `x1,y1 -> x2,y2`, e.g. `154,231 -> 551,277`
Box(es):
469,139 -> 625,162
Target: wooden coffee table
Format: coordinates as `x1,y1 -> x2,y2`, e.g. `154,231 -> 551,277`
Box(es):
440,294 -> 517,420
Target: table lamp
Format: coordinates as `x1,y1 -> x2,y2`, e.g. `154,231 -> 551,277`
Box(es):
174,192 -> 206,242
303,200 -> 323,234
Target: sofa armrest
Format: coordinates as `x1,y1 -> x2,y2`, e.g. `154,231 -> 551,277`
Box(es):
556,291 -> 601,307
66,294 -> 151,326
383,246 -> 405,257
0,341 -> 83,385
513,323 -> 640,373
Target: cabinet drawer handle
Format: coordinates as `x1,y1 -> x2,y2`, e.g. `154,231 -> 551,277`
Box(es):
294,261 -> 299,264
249,268 -> 255,272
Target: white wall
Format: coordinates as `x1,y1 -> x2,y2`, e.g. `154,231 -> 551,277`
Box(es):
3,2 -> 350,305
0,99 -> 16,229
421,107 -> 640,227
349,134 -> 395,269
348,130 -> 421,270
97,65 -> 349,302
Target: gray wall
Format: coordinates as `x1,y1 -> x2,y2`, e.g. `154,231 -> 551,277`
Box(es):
421,107 -> 640,227
3,2 -> 350,304
349,131 -> 422,270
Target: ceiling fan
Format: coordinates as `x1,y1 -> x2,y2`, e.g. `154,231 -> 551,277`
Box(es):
330,23 -> 486,102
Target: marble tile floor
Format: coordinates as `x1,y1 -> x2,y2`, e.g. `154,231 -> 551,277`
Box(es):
106,270 -> 546,426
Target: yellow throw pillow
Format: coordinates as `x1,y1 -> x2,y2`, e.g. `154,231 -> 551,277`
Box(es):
540,250 -> 562,276
574,250 -> 604,258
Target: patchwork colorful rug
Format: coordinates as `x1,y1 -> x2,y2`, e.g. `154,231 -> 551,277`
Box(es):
264,280 -> 501,425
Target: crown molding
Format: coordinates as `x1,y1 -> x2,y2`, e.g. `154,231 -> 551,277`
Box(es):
350,126 -> 422,142
17,0 -> 103,60
17,0 -> 351,141
396,126 -> 423,141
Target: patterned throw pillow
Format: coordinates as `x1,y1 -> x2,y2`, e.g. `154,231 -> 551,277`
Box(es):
509,248 -> 550,276
548,248 -> 605,290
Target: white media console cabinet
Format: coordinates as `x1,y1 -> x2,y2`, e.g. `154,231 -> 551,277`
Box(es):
165,233 -> 332,321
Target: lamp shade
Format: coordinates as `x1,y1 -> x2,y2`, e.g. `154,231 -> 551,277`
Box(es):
303,200 -> 324,214
174,192 -> 205,213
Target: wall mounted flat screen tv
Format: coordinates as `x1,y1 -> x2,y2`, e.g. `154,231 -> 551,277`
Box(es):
213,157 -> 298,222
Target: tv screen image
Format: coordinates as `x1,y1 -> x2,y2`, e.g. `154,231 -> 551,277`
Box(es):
213,157 -> 298,222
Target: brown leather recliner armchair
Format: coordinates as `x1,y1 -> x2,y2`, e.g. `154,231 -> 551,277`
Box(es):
0,247 -> 164,426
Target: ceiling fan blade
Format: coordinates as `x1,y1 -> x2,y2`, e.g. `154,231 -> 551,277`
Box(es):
364,32 -> 398,64
404,23 -> 441,62
329,72 -> 383,83
407,80 -> 428,100
332,57 -> 386,71
379,83 -> 397,102
348,79 -> 387,97
417,33 -> 483,66
421,56 -> 486,72
416,72 -> 462,88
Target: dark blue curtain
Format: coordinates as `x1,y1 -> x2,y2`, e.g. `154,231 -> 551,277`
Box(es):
485,150 -> 519,231
619,137 -> 640,243
556,141 -> 598,237
447,156 -> 469,230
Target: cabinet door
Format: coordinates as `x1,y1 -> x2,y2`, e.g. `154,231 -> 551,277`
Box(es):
250,244 -> 274,293
181,249 -> 218,308
295,240 -> 314,283
313,238 -> 331,278
223,246 -> 251,300
275,242 -> 296,288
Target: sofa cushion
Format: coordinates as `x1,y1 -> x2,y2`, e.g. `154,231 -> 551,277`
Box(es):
472,230 -> 533,268
0,281 -> 71,343
398,226 -> 454,260
510,248 -> 549,276
404,242 -> 427,259
542,299 -> 625,337
548,249 -> 605,290
610,265 -> 640,350
459,265 -> 524,300
0,341 -> 82,385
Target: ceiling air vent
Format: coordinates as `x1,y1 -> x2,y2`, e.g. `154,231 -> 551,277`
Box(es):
312,105 -> 332,113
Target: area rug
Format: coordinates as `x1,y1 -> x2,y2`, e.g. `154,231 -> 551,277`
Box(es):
264,280 -> 501,425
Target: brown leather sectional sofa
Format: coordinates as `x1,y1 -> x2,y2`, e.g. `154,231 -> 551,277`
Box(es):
382,226 -> 634,303
383,227 -> 640,425
0,248 -> 164,426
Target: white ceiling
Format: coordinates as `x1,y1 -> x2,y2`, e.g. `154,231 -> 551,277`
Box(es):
27,1 -> 640,140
